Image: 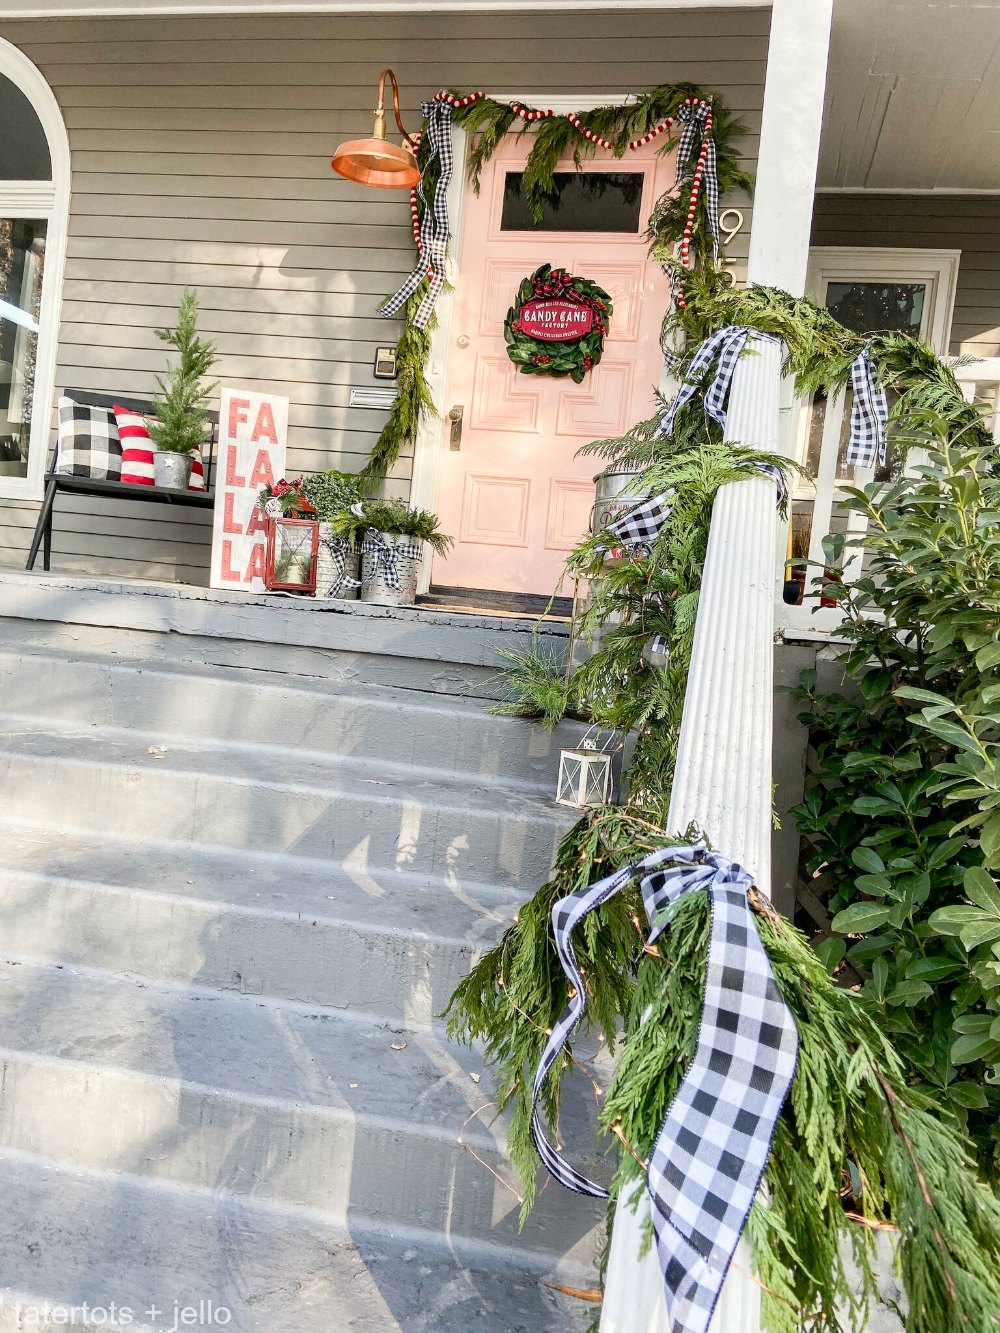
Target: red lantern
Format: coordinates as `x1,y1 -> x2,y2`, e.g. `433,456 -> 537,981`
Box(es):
265,500 -> 319,594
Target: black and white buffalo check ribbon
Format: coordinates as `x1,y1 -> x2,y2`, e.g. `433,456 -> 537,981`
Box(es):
381,99 -> 454,330
360,530 -> 422,590
675,101 -> 720,263
659,326 -> 787,503
320,533 -> 361,597
846,347 -> 889,470
599,490 -> 675,557
531,845 -> 798,1333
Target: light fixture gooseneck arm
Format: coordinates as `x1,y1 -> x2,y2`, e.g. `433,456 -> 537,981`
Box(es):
375,68 -> 416,150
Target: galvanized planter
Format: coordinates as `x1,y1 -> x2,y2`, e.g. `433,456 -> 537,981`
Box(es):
315,522 -> 360,600
153,451 -> 194,490
592,467 -> 642,535
359,530 -> 423,606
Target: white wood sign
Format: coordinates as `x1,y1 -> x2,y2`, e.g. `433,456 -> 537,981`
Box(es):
210,387 -> 289,592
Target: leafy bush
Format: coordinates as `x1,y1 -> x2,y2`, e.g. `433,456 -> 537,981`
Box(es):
299,470 -> 367,521
792,417 -> 1000,1171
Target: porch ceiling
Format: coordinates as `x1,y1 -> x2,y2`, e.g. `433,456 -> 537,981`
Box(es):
822,0 -> 1000,192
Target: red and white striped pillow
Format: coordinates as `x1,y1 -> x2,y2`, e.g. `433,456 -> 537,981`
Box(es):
112,404 -> 205,491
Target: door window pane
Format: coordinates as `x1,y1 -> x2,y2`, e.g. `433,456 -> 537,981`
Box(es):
0,218 -> 46,479
0,74 -> 51,180
500,171 -> 644,233
824,281 -> 926,337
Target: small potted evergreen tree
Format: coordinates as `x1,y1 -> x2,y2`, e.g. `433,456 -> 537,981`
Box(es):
148,289 -> 218,491
331,498 -> 452,606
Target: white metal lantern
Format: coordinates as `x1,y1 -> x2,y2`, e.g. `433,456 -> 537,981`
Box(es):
556,734 -> 615,809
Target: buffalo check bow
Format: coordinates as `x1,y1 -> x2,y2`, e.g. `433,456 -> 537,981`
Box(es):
359,531 -> 422,590
531,845 -> 798,1333
319,533 -> 361,598
381,98 -> 454,329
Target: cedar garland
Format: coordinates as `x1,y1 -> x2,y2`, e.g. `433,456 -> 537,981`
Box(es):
363,83 -> 751,482
445,275 -> 1000,1330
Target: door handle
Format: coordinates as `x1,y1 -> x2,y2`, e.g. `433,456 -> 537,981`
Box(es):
448,405 -> 464,451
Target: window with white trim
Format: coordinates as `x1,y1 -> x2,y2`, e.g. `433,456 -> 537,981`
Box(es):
0,42 -> 69,502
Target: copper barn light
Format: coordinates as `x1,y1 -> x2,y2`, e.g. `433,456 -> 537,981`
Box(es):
331,68 -> 420,189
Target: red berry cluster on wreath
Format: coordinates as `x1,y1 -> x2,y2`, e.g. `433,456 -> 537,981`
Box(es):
532,353 -> 552,366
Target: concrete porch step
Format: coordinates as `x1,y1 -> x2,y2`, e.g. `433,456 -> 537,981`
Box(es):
0,631 -> 579,793
0,820 -> 522,1021
0,958 -> 607,1266
0,718 -> 575,885
0,1148 -> 596,1332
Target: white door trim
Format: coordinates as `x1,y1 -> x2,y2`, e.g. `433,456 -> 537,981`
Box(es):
0,38 -> 72,505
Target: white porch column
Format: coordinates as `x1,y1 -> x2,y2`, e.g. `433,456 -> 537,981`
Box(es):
599,339 -> 782,1333
600,2 -> 832,1329
747,0 -> 834,294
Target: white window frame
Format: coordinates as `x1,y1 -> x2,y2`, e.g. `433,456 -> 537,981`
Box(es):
780,246 -> 960,639
0,39 -> 71,503
806,246 -> 959,356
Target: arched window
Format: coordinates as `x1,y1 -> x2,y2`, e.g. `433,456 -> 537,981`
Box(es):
0,39 -> 69,500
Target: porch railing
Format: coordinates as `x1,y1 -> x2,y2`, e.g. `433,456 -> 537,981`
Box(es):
779,357 -> 1000,641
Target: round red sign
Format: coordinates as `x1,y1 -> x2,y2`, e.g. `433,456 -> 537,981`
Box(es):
515,297 -> 594,343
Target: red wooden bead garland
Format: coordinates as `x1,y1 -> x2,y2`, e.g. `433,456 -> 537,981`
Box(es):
433,90 -> 486,108
564,112 -> 613,151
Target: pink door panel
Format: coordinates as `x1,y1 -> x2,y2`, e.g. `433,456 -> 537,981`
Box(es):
434,139 -> 674,596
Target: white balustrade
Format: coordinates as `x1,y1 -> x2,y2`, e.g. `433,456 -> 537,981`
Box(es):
781,357 -> 1000,642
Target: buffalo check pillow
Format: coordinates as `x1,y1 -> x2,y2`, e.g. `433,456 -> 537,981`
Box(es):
55,397 -> 122,480
113,404 -> 206,490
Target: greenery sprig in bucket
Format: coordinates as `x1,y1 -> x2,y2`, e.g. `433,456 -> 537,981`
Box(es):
148,289 -> 218,491
301,470 -> 369,600
331,498 -> 451,606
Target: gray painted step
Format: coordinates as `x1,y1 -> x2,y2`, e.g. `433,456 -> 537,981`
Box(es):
0,958 -> 606,1266
0,1148 -> 595,1332
0,638 -> 579,792
0,719 -> 575,885
0,821 -> 519,1020
0,569 -> 569,692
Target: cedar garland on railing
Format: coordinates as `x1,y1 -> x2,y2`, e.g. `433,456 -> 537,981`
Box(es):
444,275 -> 1000,1332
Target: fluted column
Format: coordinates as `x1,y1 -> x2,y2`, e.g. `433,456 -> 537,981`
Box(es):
599,335 -> 782,1333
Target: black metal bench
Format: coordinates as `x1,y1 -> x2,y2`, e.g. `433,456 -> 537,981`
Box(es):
26,388 -> 218,572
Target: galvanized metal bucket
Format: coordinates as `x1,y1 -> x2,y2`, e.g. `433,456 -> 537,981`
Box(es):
153,451 -> 194,490
315,522 -> 360,599
591,467 -> 642,535
359,530 -> 423,606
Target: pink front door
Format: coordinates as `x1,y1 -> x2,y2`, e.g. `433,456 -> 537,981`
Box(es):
432,138 -> 674,597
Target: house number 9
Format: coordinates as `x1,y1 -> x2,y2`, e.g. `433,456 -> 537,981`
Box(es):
718,209 -> 744,286
720,209 -> 744,246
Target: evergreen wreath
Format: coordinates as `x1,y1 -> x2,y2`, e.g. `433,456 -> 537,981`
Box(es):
363,82 -> 750,481
504,265 -> 612,383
